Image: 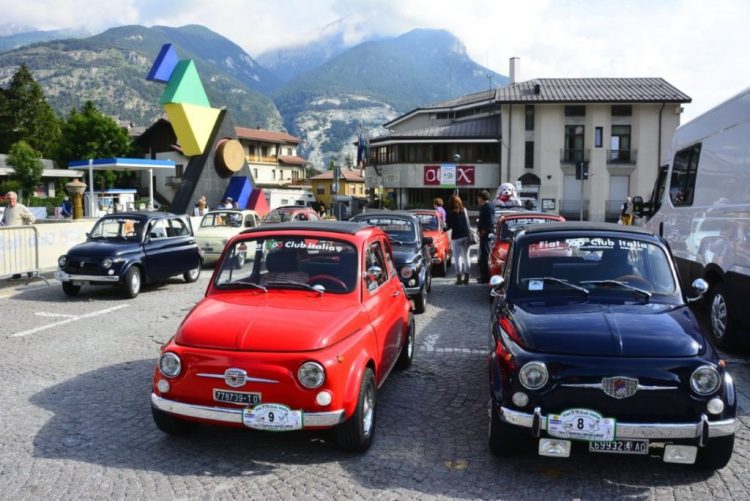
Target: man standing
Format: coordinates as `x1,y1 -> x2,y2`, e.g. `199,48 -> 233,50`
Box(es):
620,196 -> 633,225
477,190 -> 494,283
2,191 -> 36,226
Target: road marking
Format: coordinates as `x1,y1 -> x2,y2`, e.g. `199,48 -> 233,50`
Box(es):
11,305 -> 130,338
419,347 -> 486,355
36,312 -> 77,318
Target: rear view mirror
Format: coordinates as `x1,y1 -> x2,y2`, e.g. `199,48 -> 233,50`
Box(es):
367,265 -> 383,282
632,196 -> 644,217
686,278 -> 709,303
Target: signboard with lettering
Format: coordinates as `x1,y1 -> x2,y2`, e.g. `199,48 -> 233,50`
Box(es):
424,165 -> 475,186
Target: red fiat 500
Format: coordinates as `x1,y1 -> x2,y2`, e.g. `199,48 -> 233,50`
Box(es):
409,209 -> 452,276
489,212 -> 565,277
151,222 -> 414,452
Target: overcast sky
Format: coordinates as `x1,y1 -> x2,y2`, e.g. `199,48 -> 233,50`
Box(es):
2,0 -> 748,121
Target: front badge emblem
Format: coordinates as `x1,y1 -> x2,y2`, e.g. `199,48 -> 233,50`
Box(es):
602,376 -> 638,399
224,368 -> 247,388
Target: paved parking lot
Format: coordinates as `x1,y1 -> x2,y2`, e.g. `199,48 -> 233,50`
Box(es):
1,270 -> 750,500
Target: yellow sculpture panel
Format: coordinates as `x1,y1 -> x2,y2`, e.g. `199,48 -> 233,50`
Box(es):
164,103 -> 222,156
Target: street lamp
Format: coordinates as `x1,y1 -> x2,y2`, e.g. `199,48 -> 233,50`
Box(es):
65,178 -> 87,219
452,153 -> 461,197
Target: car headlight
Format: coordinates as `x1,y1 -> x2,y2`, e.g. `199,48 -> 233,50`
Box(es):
298,361 -> 325,389
690,365 -> 721,395
400,266 -> 414,279
102,258 -> 113,269
58,255 -> 67,267
519,361 -> 549,390
158,352 -> 182,378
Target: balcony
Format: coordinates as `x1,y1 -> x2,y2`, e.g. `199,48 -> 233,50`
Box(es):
607,149 -> 637,164
246,155 -> 278,164
560,149 -> 590,164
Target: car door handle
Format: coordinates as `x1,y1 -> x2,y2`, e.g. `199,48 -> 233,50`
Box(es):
392,290 -> 401,297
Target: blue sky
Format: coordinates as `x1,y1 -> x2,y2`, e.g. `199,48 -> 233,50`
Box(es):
1,0 -> 748,121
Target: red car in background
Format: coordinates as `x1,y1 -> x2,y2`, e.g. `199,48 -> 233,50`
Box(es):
409,209 -> 452,276
489,212 -> 565,277
151,221 -> 415,452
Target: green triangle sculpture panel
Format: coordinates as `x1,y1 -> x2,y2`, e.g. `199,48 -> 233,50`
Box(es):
159,60 -> 210,107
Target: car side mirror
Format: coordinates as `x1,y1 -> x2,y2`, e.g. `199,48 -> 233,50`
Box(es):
422,236 -> 433,246
632,196 -> 644,217
367,265 -> 383,282
489,275 -> 506,299
686,278 -> 709,303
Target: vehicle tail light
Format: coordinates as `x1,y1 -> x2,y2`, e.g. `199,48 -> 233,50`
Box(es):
499,317 -> 524,347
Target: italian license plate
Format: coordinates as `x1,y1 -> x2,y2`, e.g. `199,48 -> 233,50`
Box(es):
213,389 -> 261,405
589,439 -> 649,455
547,408 -> 616,442
242,403 -> 303,431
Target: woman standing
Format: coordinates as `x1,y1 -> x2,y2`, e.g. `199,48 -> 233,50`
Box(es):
445,194 -> 471,285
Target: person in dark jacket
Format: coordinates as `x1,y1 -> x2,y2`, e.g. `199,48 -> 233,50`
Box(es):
445,194 -> 471,285
477,190 -> 494,283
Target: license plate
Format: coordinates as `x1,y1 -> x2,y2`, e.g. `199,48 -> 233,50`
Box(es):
589,439 -> 649,455
203,246 -> 214,252
547,408 -> 616,442
213,389 -> 261,405
242,403 -> 303,431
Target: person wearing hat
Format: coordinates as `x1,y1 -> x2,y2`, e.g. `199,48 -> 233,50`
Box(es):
223,197 -> 233,209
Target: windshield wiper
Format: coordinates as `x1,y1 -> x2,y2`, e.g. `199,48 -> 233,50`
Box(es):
523,277 -> 590,295
389,238 -> 405,245
580,280 -> 652,299
264,281 -> 324,295
242,282 -> 268,292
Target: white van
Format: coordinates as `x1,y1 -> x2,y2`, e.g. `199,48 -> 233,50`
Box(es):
634,87 -> 750,349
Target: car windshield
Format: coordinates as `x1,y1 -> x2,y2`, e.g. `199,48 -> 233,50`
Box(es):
201,211 -> 243,228
514,235 -> 676,296
264,211 -> 294,223
215,236 -> 358,293
356,217 -> 417,244
499,217 -> 559,241
414,213 -> 440,231
89,217 -> 143,241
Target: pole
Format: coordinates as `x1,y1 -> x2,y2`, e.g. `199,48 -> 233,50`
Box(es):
579,171 -> 584,222
88,160 -> 95,218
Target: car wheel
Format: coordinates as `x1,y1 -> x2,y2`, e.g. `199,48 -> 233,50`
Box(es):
425,269 -> 432,293
696,435 -> 734,470
489,401 -> 518,456
336,367 -> 376,452
434,259 -> 447,277
395,316 -> 415,370
151,406 -> 196,435
708,283 -> 738,350
413,286 -> 427,314
183,264 -> 201,283
124,267 -> 142,298
62,282 -> 80,297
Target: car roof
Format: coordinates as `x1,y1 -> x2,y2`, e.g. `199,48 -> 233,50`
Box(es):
99,211 -> 176,220
242,221 -> 366,236
269,205 -> 313,212
522,221 -> 656,236
352,210 -> 417,220
500,211 -> 561,220
205,209 -> 258,215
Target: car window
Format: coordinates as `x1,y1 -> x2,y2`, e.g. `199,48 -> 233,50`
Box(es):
89,217 -> 143,241
414,214 -> 439,231
297,213 -> 308,221
500,217 -> 560,241
168,218 -> 190,237
365,242 -> 388,292
356,217 -> 417,243
244,215 -> 258,228
148,219 -> 169,239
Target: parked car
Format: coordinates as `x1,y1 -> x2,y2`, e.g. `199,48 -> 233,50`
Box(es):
350,211 -> 432,313
487,222 -> 736,469
150,221 -> 415,452
263,205 -> 321,223
195,209 -> 261,265
55,212 -> 202,298
409,209 -> 452,276
489,212 -> 565,277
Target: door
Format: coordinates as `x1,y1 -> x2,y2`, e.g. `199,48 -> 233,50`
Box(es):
609,175 -> 630,220
563,174 -> 581,217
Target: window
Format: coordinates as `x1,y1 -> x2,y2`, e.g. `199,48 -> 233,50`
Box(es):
365,242 -> 388,292
286,147 -> 292,155
148,219 -> 169,239
317,186 -> 325,195
175,164 -> 184,177
564,125 -> 585,162
595,127 -> 603,148
253,169 -> 258,178
610,125 -> 631,162
272,170 -> 276,180
168,218 -> 189,237
611,105 -> 632,116
669,144 -> 701,206
565,106 -> 586,117
525,105 -> 534,131
525,141 -> 534,169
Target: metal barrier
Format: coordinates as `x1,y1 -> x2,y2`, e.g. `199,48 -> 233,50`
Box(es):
0,225 -> 46,282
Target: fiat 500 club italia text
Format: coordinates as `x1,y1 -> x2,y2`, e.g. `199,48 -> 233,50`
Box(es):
151,222 -> 415,452
487,222 -> 736,469
56,212 -> 202,298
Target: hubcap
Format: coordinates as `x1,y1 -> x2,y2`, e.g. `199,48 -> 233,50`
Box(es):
130,271 -> 141,293
362,383 -> 374,436
189,267 -> 199,279
407,325 -> 414,359
711,293 -> 728,339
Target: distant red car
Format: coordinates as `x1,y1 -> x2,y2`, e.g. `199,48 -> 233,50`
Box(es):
151,221 -> 414,452
489,212 -> 565,277
263,205 -> 321,223
409,209 -> 452,276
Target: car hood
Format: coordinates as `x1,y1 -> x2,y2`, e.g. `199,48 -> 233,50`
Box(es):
176,293 -> 365,352
391,245 -> 420,265
67,240 -> 140,258
510,302 -> 704,357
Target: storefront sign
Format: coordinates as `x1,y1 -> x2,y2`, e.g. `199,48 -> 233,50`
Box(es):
424,165 -> 475,186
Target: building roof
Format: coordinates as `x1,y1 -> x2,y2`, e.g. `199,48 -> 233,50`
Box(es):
372,116 -> 500,144
310,169 -> 365,182
235,127 -> 301,144
278,155 -> 306,166
0,154 -> 84,178
384,89 -> 496,128
494,78 -> 691,104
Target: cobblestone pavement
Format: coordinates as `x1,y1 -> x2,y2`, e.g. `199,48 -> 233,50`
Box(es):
1,267 -> 750,500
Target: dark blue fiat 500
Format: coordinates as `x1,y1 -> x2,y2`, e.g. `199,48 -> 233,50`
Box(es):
488,222 -> 736,469
55,212 -> 202,298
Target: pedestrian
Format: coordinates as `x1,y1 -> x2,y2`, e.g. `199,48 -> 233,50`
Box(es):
477,190 -> 494,283
60,196 -> 73,218
433,197 -> 446,223
2,191 -> 36,279
194,195 -> 208,216
445,194 -> 471,285
223,197 -> 234,209
620,196 -> 633,225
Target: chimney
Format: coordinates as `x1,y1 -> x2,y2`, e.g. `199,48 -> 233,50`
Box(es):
509,57 -> 520,84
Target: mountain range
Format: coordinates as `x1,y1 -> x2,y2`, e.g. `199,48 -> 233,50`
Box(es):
0,24 -> 507,169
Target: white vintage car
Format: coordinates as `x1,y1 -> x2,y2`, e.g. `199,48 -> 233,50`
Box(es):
195,210 -> 261,265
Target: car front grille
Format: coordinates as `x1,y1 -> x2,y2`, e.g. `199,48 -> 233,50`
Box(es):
64,259 -> 103,275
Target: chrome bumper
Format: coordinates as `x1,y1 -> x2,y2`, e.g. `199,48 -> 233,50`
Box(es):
151,393 -> 345,428
499,405 -> 736,440
404,286 -> 421,295
55,271 -> 119,283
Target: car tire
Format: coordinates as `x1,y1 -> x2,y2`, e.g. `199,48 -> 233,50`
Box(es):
124,267 -> 142,298
413,286 -> 427,314
151,406 -> 196,435
183,264 -> 201,283
395,316 -> 415,370
62,281 -> 80,297
489,402 -> 518,456
696,435 -> 734,470
434,259 -> 448,277
708,283 -> 739,350
425,269 -> 432,293
336,367 -> 376,452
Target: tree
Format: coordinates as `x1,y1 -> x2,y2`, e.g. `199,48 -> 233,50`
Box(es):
57,101 -> 136,189
344,153 -> 354,169
0,64 -> 61,157
6,141 -> 44,202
